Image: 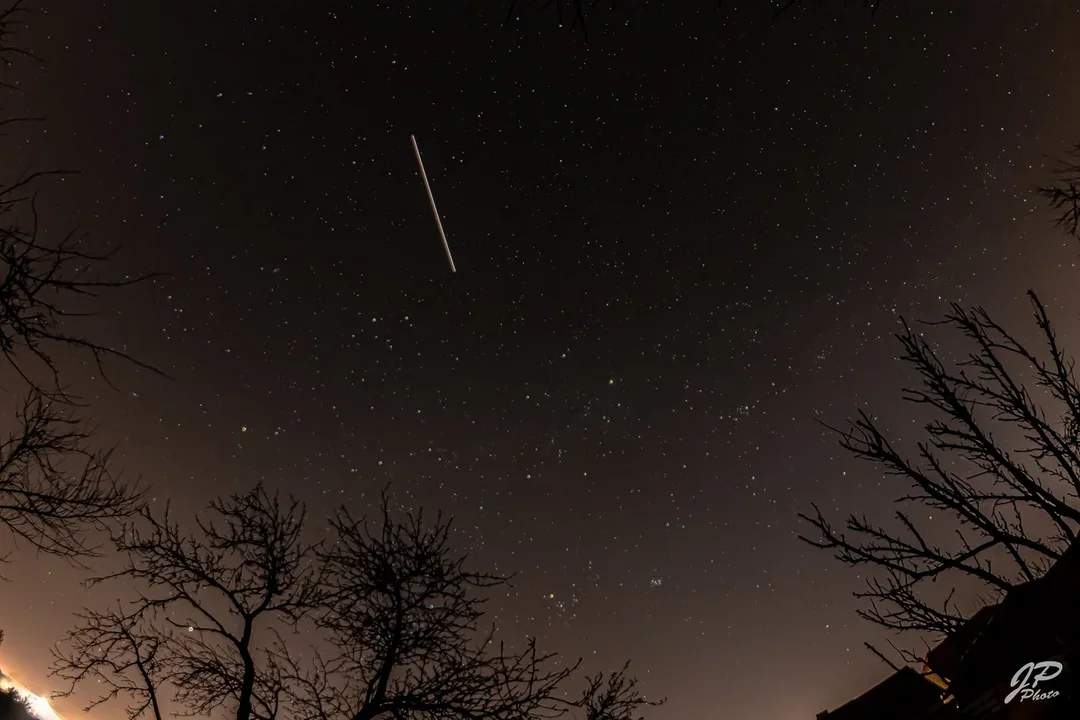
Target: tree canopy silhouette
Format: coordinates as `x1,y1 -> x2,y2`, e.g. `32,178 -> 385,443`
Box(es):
52,487 -> 663,720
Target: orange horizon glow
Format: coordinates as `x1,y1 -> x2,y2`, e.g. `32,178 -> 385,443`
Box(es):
0,664 -> 71,720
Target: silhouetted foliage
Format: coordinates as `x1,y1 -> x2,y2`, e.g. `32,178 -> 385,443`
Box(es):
0,687 -> 35,720
55,488 -> 663,720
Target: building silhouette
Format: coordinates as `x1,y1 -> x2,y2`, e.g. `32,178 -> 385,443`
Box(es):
815,541 -> 1080,719
813,666 -> 949,720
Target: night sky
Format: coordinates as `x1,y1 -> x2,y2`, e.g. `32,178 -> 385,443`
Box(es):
1,2 -> 1080,719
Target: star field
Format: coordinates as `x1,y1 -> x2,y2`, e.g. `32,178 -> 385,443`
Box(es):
1,2 -> 1079,719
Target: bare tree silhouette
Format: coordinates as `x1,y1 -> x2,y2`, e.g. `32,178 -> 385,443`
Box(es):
278,493 -> 571,720
57,488 -> 661,720
275,491 -> 661,720
801,291 -> 1080,641
0,1 -> 162,400
51,484 -> 321,720
0,0 -> 161,572
578,662 -> 663,720
1039,144 -> 1080,243
50,602 -> 171,720
0,394 -> 141,564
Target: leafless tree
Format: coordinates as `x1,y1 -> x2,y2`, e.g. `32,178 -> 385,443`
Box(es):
54,487 -> 659,720
0,0 -> 35,85
0,169 -> 164,398
278,493 -> 577,720
0,393 -> 141,565
800,290 -> 1080,652
0,0 -> 159,570
1039,144 -> 1080,243
50,602 -> 171,720
52,484 -> 322,720
578,662 -> 663,720
273,491 -> 659,720
0,0 -> 161,399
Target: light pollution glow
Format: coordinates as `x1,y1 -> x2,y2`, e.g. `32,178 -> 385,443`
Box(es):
0,670 -> 66,720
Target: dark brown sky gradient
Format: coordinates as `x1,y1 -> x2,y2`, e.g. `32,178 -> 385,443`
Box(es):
1,2 -> 1080,719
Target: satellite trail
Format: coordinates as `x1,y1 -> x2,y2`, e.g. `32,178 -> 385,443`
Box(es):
410,134 -> 457,273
